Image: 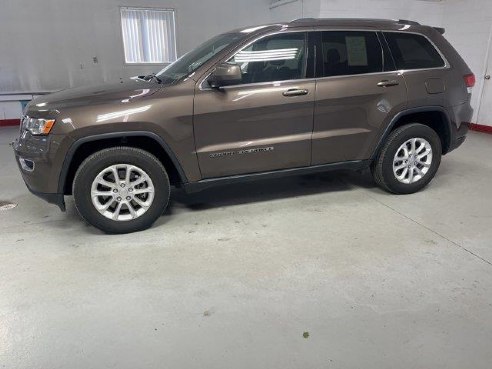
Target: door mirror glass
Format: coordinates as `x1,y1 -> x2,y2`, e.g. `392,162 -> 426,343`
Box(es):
208,63 -> 242,88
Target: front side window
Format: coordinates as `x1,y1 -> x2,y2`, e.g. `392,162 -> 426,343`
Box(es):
121,7 -> 177,64
230,33 -> 307,84
384,33 -> 445,70
320,31 -> 383,78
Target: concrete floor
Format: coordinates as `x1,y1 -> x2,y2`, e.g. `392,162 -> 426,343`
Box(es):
1,126 -> 491,369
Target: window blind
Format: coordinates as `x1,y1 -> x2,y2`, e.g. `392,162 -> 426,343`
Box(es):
121,8 -> 177,64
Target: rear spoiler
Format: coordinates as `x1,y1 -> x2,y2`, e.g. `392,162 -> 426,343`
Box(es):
433,27 -> 445,34
397,20 -> 445,34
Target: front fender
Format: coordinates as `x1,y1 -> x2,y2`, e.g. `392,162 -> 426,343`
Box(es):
57,130 -> 190,194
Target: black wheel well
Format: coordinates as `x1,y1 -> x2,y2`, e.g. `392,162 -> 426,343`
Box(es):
63,136 -> 182,195
391,110 -> 451,154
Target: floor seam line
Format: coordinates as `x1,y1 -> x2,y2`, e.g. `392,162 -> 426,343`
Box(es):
366,192 -> 492,267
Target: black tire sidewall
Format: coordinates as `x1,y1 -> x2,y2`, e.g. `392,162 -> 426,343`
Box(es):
73,148 -> 170,234
380,124 -> 442,194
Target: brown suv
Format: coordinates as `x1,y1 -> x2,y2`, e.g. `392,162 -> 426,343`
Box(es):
13,18 -> 474,233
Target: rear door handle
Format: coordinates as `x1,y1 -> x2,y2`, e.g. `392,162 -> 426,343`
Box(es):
282,89 -> 309,97
377,80 -> 400,87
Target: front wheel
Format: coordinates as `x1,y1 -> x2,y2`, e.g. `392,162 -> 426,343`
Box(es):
371,123 -> 442,194
73,147 -> 170,234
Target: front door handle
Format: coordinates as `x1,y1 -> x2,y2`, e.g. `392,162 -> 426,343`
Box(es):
282,89 -> 309,97
377,80 -> 400,87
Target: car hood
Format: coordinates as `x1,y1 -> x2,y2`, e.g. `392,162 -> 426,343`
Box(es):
29,78 -> 167,112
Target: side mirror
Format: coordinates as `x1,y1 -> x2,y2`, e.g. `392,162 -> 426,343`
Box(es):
208,63 -> 242,88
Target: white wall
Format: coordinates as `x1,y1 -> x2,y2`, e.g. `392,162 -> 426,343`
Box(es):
442,0 -> 492,124
0,0 -> 271,94
318,0 -> 443,26
269,0 -> 320,22
269,0 -> 443,27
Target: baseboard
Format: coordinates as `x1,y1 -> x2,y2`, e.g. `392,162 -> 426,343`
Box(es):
0,119 -> 20,127
469,123 -> 492,134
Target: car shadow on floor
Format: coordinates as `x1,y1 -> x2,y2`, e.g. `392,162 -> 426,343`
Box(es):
168,169 -> 378,213
41,170 -> 377,235
169,158 -> 461,214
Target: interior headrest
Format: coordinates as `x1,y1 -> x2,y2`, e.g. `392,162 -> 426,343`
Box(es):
326,49 -> 341,64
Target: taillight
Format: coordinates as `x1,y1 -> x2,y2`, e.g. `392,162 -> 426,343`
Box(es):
464,73 -> 476,88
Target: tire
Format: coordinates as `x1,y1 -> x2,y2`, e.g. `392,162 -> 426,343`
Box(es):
371,123 -> 442,194
73,147 -> 170,234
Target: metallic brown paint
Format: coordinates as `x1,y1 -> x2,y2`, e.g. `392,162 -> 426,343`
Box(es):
194,79 -> 316,178
12,18 -> 473,209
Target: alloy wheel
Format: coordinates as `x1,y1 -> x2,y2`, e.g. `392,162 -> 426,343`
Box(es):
90,164 -> 155,221
393,138 -> 433,184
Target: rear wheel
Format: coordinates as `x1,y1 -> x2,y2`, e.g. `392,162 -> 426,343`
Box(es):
73,147 -> 170,234
371,123 -> 442,194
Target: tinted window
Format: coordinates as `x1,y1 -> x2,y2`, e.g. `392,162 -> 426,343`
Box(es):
385,33 -> 445,70
230,33 -> 306,84
320,31 -> 383,77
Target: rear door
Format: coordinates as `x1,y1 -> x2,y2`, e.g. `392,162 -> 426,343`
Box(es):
193,32 -> 315,179
312,31 -> 407,164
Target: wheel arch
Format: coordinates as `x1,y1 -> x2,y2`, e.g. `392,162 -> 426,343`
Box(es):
58,131 -> 187,195
372,106 -> 453,160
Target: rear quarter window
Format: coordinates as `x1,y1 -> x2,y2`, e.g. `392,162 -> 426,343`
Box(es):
384,32 -> 445,70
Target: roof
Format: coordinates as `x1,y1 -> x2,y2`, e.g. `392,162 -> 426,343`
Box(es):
233,18 -> 444,36
286,18 -> 445,34
285,18 -> 423,29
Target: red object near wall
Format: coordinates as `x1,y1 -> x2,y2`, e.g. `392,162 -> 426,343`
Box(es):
0,119 -> 20,127
469,123 -> 492,134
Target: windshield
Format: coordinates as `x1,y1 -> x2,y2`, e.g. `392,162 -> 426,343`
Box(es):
156,32 -> 247,83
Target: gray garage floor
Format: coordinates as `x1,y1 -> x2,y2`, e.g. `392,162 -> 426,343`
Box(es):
1,126 -> 491,369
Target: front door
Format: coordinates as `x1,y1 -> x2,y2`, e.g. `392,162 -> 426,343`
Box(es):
193,32 -> 315,179
312,31 -> 407,164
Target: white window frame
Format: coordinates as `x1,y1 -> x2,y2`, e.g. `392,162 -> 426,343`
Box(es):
120,7 -> 178,65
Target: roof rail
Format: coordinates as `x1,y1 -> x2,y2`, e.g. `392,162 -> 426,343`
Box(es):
398,19 -> 420,26
290,18 -> 317,23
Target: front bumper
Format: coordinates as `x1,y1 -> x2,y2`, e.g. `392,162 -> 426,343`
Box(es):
26,186 -> 66,212
12,133 -> 67,211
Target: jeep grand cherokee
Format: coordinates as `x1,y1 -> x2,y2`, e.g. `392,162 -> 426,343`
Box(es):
13,19 -> 474,233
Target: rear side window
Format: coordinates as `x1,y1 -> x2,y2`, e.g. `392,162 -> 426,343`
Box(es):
320,31 -> 383,77
384,33 -> 445,70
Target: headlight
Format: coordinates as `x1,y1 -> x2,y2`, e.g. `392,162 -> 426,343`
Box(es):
22,116 -> 56,135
